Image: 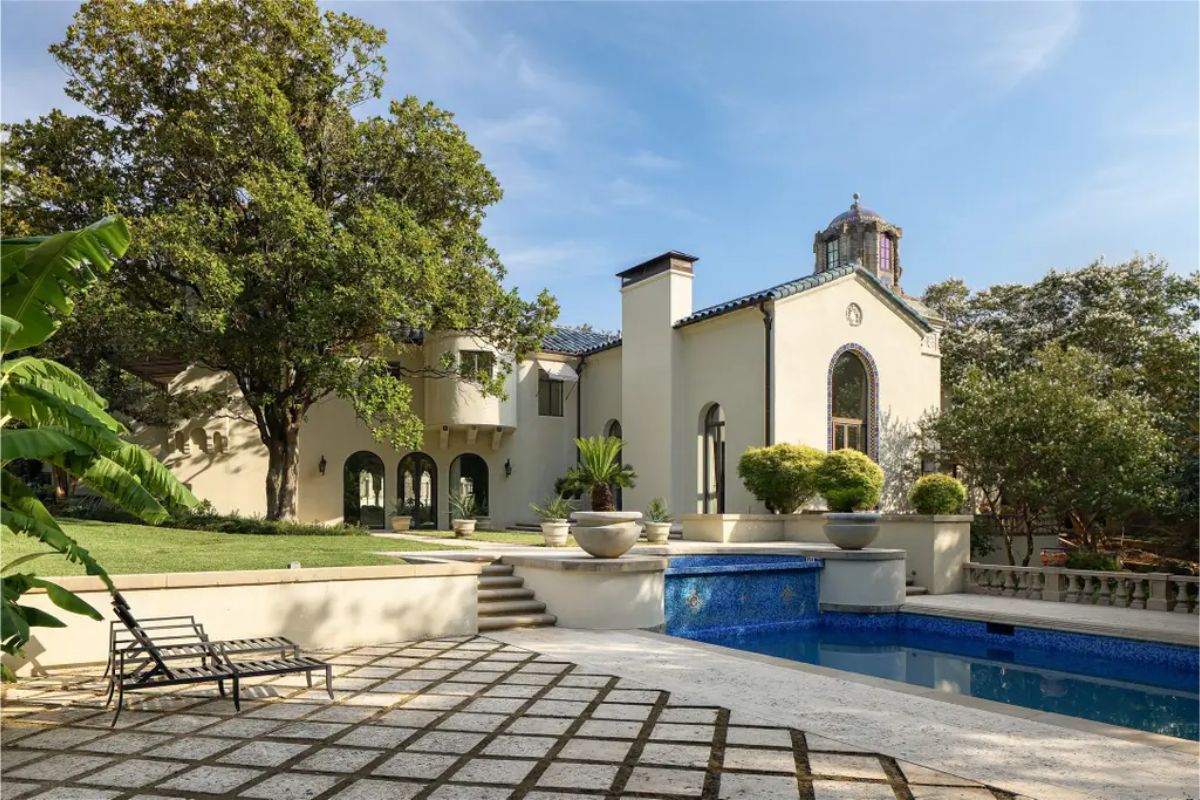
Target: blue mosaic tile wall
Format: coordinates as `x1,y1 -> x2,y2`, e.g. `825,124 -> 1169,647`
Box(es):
664,555 -> 823,636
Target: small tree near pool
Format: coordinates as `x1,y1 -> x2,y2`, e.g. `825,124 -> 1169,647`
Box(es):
737,443 -> 825,514
564,436 -> 636,512
931,346 -> 1165,564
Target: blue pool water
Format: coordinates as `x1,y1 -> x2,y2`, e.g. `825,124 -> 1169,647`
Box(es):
663,556 -> 1199,740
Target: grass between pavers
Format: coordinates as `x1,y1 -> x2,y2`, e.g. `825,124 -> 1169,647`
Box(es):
402,528 -> 577,547
1,518 -> 467,577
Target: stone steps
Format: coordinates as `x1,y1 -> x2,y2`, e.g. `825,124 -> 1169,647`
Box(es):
478,612 -> 558,632
905,585 -> 929,596
476,561 -> 556,632
479,599 -> 547,617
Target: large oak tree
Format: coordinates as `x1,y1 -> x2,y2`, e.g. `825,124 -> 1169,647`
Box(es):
3,0 -> 557,519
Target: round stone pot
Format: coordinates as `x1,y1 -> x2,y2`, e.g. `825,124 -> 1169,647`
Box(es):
452,519 -> 477,538
823,512 -> 881,550
390,516 -> 412,532
642,522 -> 671,544
570,511 -> 643,558
540,520 -> 570,547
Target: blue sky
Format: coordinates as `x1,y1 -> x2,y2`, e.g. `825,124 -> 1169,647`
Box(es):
3,2 -> 1197,330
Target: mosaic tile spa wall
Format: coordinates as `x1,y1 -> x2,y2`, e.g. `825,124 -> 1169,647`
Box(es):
664,555 -> 823,636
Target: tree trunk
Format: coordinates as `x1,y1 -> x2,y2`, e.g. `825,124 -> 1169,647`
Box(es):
1019,507 -> 1035,567
591,483 -> 614,512
263,404 -> 302,521
51,466 -> 72,500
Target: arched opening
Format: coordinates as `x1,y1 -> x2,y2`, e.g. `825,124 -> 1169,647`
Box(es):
397,452 -> 437,529
189,428 -> 208,454
829,346 -> 877,458
343,451 -> 385,528
701,404 -> 726,513
212,432 -> 227,454
449,453 -> 489,524
605,419 -> 623,511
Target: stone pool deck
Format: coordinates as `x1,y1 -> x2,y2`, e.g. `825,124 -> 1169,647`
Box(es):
901,593 -> 1199,647
494,627 -> 1199,800
0,636 -> 1023,800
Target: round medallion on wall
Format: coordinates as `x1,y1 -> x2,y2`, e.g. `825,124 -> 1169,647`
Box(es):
846,303 -> 863,327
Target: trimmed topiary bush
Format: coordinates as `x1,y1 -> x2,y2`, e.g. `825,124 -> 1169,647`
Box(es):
737,443 -> 826,514
909,474 -> 967,515
814,449 -> 885,512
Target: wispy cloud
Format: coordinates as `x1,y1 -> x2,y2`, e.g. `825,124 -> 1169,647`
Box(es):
978,3 -> 1080,91
625,148 -> 681,171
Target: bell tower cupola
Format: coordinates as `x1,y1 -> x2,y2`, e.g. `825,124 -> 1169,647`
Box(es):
813,193 -> 903,292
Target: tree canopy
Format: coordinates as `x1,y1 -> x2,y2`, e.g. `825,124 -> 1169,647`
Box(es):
3,0 -> 558,519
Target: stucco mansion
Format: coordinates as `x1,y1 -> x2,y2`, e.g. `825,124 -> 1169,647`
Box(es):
149,197 -> 943,529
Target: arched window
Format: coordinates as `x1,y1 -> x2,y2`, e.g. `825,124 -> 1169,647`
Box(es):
398,452 -> 437,529
701,404 -> 726,513
449,453 -> 489,523
212,432 -> 227,454
189,428 -> 208,454
829,346 -> 878,459
605,420 -> 623,511
343,451 -> 385,528
173,431 -> 188,454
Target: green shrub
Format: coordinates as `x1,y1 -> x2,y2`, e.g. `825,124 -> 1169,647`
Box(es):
530,494 -> 573,521
814,449 -> 885,512
1066,550 -> 1121,571
646,497 -> 673,523
909,474 -> 967,515
56,496 -> 364,536
736,443 -> 825,513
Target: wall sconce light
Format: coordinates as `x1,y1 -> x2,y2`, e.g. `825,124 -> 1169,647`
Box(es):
504,458 -> 513,478
318,455 -> 327,476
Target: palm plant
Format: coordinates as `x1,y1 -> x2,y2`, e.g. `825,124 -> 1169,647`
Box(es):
564,435 -> 636,512
449,488 -> 477,520
1,216 -> 198,679
530,494 -> 573,522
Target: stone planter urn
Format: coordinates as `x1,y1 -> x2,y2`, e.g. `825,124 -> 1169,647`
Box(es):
570,511 -> 643,558
823,512 -> 880,550
642,522 -> 671,545
540,520 -> 570,547
390,516 -> 413,532
452,519 -> 477,538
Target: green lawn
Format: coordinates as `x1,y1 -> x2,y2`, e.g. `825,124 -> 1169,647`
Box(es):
1,519 -> 465,577
403,528 -> 576,548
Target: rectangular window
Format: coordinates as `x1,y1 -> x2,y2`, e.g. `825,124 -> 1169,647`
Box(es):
458,350 -> 494,380
833,421 -> 866,453
538,369 -> 564,417
879,235 -> 893,272
825,238 -> 840,269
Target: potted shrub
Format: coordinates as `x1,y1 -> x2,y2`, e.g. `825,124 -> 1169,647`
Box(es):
530,494 -> 573,547
737,443 -> 825,513
563,435 -> 641,558
908,473 -> 966,515
643,497 -> 673,544
390,499 -> 415,532
449,489 -> 477,538
815,449 -> 885,549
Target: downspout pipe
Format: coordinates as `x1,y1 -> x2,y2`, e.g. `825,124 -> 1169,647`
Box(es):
758,302 -> 773,446
575,356 -> 585,460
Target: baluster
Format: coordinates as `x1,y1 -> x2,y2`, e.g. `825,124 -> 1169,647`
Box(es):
1030,571 -> 1045,601
1130,578 -> 1147,610
1002,571 -> 1017,597
1064,573 -> 1079,604
1097,576 -> 1112,606
1115,578 -> 1130,608
1173,581 -> 1190,614
988,569 -> 1003,596
1021,572 -> 1036,599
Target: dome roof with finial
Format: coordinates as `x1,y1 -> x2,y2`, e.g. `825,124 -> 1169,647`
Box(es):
825,192 -> 886,229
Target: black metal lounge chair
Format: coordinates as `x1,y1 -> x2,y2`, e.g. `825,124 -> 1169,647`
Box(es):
103,593 -> 299,678
108,594 -> 332,725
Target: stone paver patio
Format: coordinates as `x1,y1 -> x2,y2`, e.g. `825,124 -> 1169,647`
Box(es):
0,636 -> 1021,800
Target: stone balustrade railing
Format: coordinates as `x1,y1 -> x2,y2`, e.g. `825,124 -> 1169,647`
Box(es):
965,563 -> 1198,614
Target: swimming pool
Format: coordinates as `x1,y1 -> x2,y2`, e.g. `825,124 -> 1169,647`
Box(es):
676,611 -> 1200,740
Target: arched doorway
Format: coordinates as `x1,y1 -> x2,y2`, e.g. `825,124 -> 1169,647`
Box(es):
343,451 -> 385,528
397,452 -> 437,528
829,346 -> 878,458
701,404 -> 726,513
605,419 -> 623,510
449,453 -> 489,525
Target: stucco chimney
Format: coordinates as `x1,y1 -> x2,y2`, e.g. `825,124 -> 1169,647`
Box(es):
617,251 -> 696,512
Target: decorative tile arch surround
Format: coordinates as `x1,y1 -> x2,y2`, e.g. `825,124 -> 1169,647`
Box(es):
826,342 -> 880,461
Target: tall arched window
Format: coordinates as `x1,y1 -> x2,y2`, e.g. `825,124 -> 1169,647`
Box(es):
829,346 -> 878,459
702,404 -> 726,513
398,452 -> 437,528
449,453 -> 489,523
344,451 -> 385,528
605,420 -> 623,511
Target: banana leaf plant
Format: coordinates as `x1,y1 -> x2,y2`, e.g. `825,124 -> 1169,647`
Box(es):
0,216 -> 198,679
